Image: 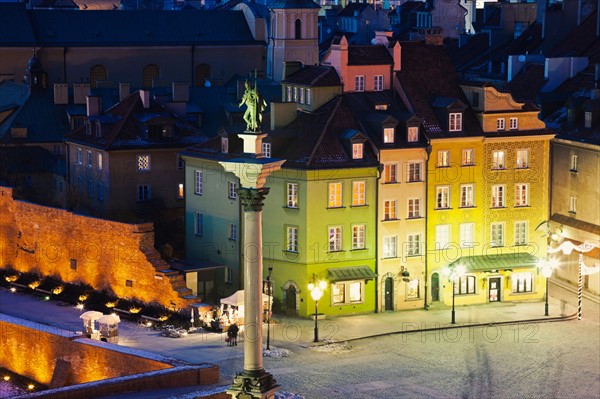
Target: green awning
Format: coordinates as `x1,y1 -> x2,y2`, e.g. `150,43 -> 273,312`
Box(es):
327,266 -> 377,282
448,253 -> 540,272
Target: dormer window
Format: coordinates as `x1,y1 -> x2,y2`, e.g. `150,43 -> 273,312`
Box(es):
221,137 -> 229,154
95,120 -> 102,137
497,118 -> 505,131
407,127 -> 419,142
299,87 -> 305,104
262,142 -> 271,158
383,127 -> 394,143
449,113 -> 462,132
286,86 -> 293,102
375,104 -> 388,111
352,143 -> 363,159
147,123 -> 173,139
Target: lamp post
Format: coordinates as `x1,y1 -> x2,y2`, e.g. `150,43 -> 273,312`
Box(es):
307,277 -> 327,343
539,259 -> 558,316
266,265 -> 273,350
442,265 -> 466,324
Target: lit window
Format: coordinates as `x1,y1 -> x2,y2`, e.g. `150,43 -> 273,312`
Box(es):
328,226 -> 342,252
515,183 -> 529,207
407,198 -> 420,218
384,163 -> 397,183
137,155 -> 151,171
286,86 -> 293,102
436,186 -> 450,209
352,143 -> 363,159
407,127 -> 419,142
287,182 -> 298,208
328,182 -> 342,208
584,111 -> 592,128
374,75 -> 384,91
406,279 -> 420,299
384,200 -> 397,220
435,224 -> 451,249
306,88 -> 312,105
492,150 -> 505,170
383,127 -> 394,143
515,221 -> 527,246
569,196 -> 577,213
449,113 -> 462,131
287,226 -> 298,252
352,181 -> 366,206
332,281 -> 364,304
229,223 -> 237,240
383,236 -> 397,258
516,149 -> 528,168
512,272 -> 533,293
98,153 -> 103,170
570,155 -> 578,172
176,183 -> 184,199
87,151 -> 93,168
293,87 -> 298,102
406,162 -> 422,182
221,137 -> 228,153
352,225 -> 365,250
462,149 -> 474,166
460,184 -> 474,207
228,181 -> 237,199
299,87 -> 305,104
491,222 -> 504,247
497,118 -> 505,131
262,142 -> 271,158
510,117 -> 518,130
77,148 -> 82,164
194,170 -> 203,195
332,283 -> 346,304
460,223 -> 474,248
438,150 -> 450,167
491,185 -> 505,208
195,212 -> 203,236
137,184 -> 151,201
355,75 -> 365,92
407,233 -> 421,256
456,275 -> 476,294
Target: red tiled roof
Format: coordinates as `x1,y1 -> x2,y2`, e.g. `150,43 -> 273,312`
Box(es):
395,41 -> 483,139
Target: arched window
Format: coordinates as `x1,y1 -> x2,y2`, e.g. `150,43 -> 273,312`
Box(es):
295,19 -> 302,39
143,64 -> 159,88
195,63 -> 211,87
90,65 -> 107,89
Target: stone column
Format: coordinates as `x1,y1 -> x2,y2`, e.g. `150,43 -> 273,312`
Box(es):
228,187 -> 279,399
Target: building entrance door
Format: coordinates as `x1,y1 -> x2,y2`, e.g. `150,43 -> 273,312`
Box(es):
431,273 -> 439,302
489,277 -> 501,302
285,286 -> 297,316
384,277 -> 393,311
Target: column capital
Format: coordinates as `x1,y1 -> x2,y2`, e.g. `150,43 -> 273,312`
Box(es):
238,187 -> 270,212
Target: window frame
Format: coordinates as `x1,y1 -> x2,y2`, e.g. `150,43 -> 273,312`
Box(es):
407,126 -> 419,143
491,185 -> 505,208
384,199 -> 397,220
137,154 -> 151,172
352,180 -> 366,206
492,150 -> 506,170
509,117 -> 518,130
352,224 -> 366,250
460,184 -> 474,207
383,236 -> 397,258
514,220 -> 528,246
462,149 -> 474,166
438,150 -> 450,167
286,182 -> 299,208
570,155 -> 578,172
569,196 -> 577,213
449,112 -> 462,132
515,183 -> 529,207
406,161 -> 422,183
331,280 -> 364,305
436,186 -> 450,209
407,233 -> 421,256
262,142 -> 272,158
328,226 -> 343,252
383,127 -> 395,143
355,75 -> 365,92
352,143 -> 363,159
194,211 -> 203,236
459,222 -> 475,248
194,170 -> 203,195
491,222 -> 505,247
374,75 -> 384,91
407,197 -> 421,218
228,181 -> 237,200
137,184 -> 151,202
286,225 -> 299,252
512,272 -> 533,293
497,118 -> 505,131
435,224 -> 451,250
384,163 -> 398,183
229,223 -> 237,240
328,182 -> 343,208
516,149 -> 529,169
455,275 -> 476,295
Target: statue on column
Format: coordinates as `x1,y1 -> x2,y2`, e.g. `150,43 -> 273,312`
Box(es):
240,81 -> 266,133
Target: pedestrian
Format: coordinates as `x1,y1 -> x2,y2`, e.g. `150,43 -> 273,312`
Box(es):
226,328 -> 233,346
229,323 -> 239,346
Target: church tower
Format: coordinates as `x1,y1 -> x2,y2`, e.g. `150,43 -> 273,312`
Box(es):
267,0 -> 320,82
24,49 -> 47,91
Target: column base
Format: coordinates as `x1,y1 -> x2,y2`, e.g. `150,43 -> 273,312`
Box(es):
227,369 -> 280,399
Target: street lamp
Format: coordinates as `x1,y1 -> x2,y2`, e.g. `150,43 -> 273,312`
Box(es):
266,265 -> 273,350
307,277 -> 327,343
442,264 -> 466,324
539,259 -> 558,316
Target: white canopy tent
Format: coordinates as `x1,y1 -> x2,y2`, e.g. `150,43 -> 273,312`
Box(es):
220,290 -> 272,324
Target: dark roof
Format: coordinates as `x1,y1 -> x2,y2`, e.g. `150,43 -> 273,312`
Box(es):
0,146 -> 66,176
337,2 -> 372,17
343,90 -> 427,149
282,66 -> 341,86
64,91 -> 208,150
35,0 -> 79,8
348,45 -> 393,66
0,5 -> 260,46
269,0 -> 319,9
506,63 -> 546,103
548,11 -> 599,58
395,41 -> 483,139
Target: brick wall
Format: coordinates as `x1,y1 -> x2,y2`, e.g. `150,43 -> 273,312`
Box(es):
0,186 -> 187,308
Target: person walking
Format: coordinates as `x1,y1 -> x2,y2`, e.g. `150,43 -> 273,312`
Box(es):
228,323 -> 239,346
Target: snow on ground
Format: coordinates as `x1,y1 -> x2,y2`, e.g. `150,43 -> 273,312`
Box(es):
263,345 -> 292,358
309,338 -> 353,353
0,382 -> 26,398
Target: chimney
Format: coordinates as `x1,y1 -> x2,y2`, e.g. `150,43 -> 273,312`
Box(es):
374,31 -> 390,46
86,94 -> 101,117
53,83 -> 68,104
270,101 -> 297,130
73,83 -> 90,104
119,82 -> 130,102
172,82 -> 189,102
393,42 -> 401,72
140,90 -> 151,109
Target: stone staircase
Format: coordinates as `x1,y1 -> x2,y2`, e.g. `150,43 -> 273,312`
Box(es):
142,248 -> 197,302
